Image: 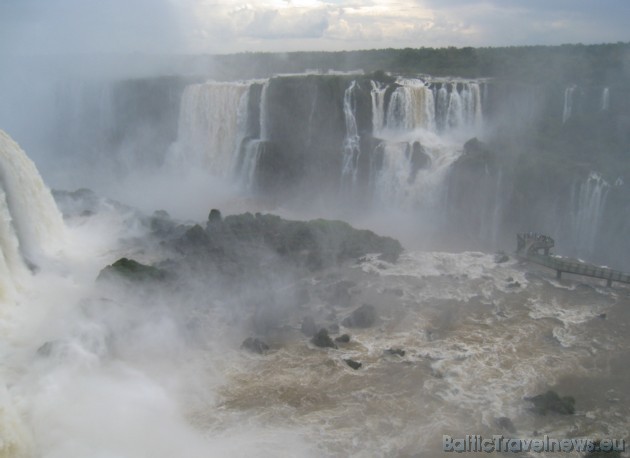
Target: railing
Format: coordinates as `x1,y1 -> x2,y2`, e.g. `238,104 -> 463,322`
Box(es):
517,233 -> 630,286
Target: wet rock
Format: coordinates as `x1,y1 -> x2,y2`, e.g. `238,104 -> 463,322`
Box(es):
598,313 -> 607,320
525,390 -> 575,415
311,328 -> 337,349
335,334 -> 350,343
344,359 -> 362,370
36,341 -> 60,357
300,316 -> 318,337
241,337 -> 269,354
97,258 -> 168,283
208,208 -> 222,224
407,141 -> 431,184
384,348 -> 405,357
495,251 -> 509,263
582,441 -> 622,457
342,304 -> 377,328
494,416 -> 516,433
507,281 -> 521,288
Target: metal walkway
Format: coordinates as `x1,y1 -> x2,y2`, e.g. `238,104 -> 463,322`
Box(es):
516,233 -> 630,287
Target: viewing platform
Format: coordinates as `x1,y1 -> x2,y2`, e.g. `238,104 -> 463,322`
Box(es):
516,233 -> 630,287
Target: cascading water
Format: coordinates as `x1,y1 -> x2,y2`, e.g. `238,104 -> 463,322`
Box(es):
168,81 -> 250,175
341,81 -> 361,190
562,85 -> 576,123
601,87 -> 610,111
235,81 -> 269,191
0,130 -> 65,271
370,81 -> 387,135
369,78 -> 484,216
164,74 -> 492,239
384,79 -> 436,132
570,172 -> 610,258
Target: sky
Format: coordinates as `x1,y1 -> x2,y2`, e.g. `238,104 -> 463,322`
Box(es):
1,0 -> 629,55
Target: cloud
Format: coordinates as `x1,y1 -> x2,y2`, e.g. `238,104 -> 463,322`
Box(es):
1,0 -> 628,56
239,7 -> 329,39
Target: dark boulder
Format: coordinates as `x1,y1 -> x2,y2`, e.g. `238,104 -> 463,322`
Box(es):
311,328 -> 337,349
494,416 -> 516,433
342,304 -> 377,328
582,441 -> 622,457
384,348 -> 405,357
525,390 -> 575,415
407,141 -> 431,184
335,334 -> 351,343
208,208 -> 222,224
97,258 -> 168,283
494,251 -> 509,263
241,337 -> 269,354
344,359 -> 362,370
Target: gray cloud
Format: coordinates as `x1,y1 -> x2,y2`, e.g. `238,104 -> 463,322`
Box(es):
1,0 -> 628,56
241,7 -> 330,39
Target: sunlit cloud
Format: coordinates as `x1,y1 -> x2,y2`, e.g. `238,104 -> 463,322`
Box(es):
1,0 -> 628,55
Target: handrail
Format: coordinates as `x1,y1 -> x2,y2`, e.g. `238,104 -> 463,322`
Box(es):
517,234 -> 630,286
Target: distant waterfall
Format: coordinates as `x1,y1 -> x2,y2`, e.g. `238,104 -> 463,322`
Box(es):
169,75 -> 487,212
371,81 -> 387,135
0,130 -> 66,302
562,86 -> 576,123
601,87 -> 610,111
168,81 -> 250,175
375,79 -> 481,136
341,81 -> 361,189
236,81 -> 269,191
368,78 -> 484,212
571,172 -> 609,258
384,79 -> 436,132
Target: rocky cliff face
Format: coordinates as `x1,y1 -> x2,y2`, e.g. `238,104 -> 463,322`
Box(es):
26,62 -> 630,270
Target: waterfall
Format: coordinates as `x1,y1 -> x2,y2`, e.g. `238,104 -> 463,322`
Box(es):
0,130 -> 66,302
168,81 -> 250,175
341,81 -> 361,189
571,172 -> 609,257
259,81 -> 270,141
372,137 -> 461,210
370,81 -> 387,135
601,87 -> 610,111
235,80 -> 270,191
384,79 -> 436,132
435,84 -> 449,132
445,84 -> 464,131
562,85 -> 576,123
238,140 -> 264,191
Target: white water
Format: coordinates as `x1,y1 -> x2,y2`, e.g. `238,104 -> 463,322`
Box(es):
601,87 -> 610,111
570,172 -> 610,258
1,132 -> 627,456
168,81 -> 250,176
562,85 -> 576,123
0,131 -> 66,304
383,78 -> 436,133
367,78 -> 484,215
341,81 -> 361,189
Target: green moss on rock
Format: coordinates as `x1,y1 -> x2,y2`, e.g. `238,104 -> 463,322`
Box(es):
98,258 -> 167,283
